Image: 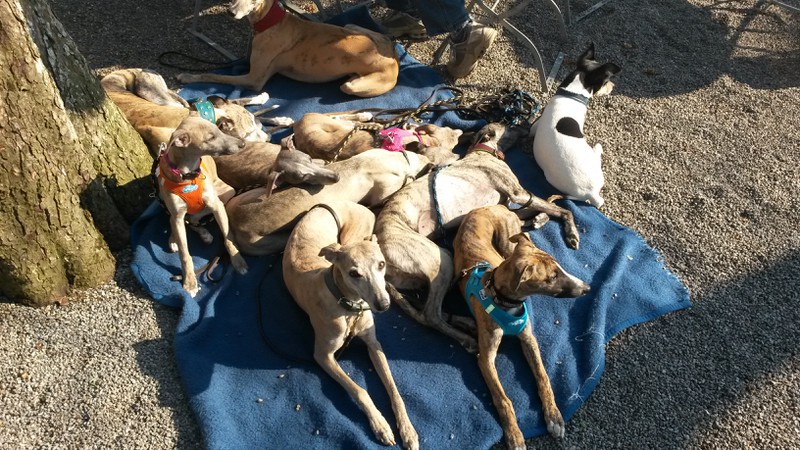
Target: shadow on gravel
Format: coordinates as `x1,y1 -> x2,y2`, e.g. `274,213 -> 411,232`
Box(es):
508,0 -> 800,98
525,249 -> 800,449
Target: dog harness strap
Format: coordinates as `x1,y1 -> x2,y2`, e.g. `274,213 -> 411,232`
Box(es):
554,88 -> 591,106
252,0 -> 287,33
379,127 -> 431,152
468,143 -> 505,160
157,161 -> 208,215
465,263 -> 529,336
192,99 -> 216,124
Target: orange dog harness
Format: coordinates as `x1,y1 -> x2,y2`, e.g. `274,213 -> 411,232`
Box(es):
157,156 -> 208,215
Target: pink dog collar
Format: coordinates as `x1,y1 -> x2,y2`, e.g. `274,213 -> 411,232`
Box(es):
379,127 -> 429,152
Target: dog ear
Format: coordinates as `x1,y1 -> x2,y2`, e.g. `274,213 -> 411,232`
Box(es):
601,62 -> 622,77
319,243 -> 342,262
264,170 -> 281,197
404,140 -> 423,152
216,117 -> 235,133
512,264 -> 536,292
207,95 -> 227,107
170,130 -> 191,148
509,232 -> 532,244
578,42 -> 596,65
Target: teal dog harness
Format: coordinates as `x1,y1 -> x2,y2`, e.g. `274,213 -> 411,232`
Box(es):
464,262 -> 529,336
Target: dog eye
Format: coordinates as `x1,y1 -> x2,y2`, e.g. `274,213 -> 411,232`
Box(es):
349,270 -> 362,278
378,261 -> 385,270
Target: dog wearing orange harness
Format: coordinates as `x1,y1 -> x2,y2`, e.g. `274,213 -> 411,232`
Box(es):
154,115 -> 249,297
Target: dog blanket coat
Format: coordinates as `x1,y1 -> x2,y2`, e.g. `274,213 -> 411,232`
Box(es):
130,6 -> 691,449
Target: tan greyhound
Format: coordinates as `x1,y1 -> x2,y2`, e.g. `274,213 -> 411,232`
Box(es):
154,115 -> 248,297
101,68 -> 270,153
177,0 -> 399,97
453,205 -> 590,449
226,149 -> 433,256
375,123 -> 581,353
283,200 -> 418,450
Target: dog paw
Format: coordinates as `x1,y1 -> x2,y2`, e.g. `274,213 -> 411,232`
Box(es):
183,276 -> 200,298
567,235 -> 580,250
546,412 -> 566,438
370,415 -> 396,446
176,73 -> 196,84
247,92 -> 270,105
398,423 -> 419,450
355,112 -> 374,122
269,116 -> 294,127
504,428 -> 526,450
461,338 -> 479,355
230,253 -> 248,274
195,228 -> 214,244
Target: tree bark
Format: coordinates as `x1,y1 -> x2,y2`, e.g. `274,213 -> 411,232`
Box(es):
0,0 -> 153,306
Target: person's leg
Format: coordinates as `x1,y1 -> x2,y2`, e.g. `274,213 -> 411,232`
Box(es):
407,0 -> 469,36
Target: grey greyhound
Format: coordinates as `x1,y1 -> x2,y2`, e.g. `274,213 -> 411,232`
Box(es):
226,149 -> 433,255
375,123 -> 581,352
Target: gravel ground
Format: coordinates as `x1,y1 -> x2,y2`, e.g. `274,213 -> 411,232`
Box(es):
2,0 -> 799,448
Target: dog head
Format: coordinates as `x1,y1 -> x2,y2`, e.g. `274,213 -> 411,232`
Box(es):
206,96 -> 269,143
492,233 -> 590,299
229,0 -> 263,20
319,235 -> 391,312
404,124 -> 462,166
169,115 -> 245,157
469,122 -> 529,152
561,43 -> 621,97
264,146 -> 340,196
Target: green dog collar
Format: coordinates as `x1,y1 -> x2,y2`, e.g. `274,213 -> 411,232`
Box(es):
192,99 -> 216,124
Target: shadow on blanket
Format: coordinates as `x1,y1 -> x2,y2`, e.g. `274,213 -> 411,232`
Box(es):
130,6 -> 691,450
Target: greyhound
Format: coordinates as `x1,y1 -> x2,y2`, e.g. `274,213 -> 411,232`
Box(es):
177,0 -> 399,97
101,68 -> 271,153
154,115 -> 249,297
292,112 -> 463,164
283,200 -> 418,450
375,123 -> 581,352
453,205 -> 590,449
213,137 -> 339,192
226,149 -> 433,256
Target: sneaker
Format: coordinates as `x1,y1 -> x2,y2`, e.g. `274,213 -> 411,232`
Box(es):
378,10 -> 427,39
446,22 -> 498,79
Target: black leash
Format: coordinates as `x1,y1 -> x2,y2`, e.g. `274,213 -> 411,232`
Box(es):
157,50 -> 247,72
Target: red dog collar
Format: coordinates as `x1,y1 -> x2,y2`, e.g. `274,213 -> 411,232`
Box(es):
252,1 -> 287,33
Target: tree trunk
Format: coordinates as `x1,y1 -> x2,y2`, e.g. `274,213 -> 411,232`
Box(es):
0,0 -> 154,306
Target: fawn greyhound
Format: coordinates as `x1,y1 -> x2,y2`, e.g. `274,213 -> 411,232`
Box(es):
375,123 -> 581,352
283,200 -> 418,449
154,115 -> 249,297
453,205 -> 590,449
177,0 -> 399,97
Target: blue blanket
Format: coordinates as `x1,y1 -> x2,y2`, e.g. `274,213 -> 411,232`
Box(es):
131,7 -> 690,449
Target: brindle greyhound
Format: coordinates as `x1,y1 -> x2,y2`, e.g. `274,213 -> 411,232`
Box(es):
154,116 -> 248,297
375,123 -> 581,352
283,200 -> 418,449
226,149 -> 433,255
453,205 -> 589,449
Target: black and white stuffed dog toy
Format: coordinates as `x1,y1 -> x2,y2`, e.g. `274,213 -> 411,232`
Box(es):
531,43 -> 621,208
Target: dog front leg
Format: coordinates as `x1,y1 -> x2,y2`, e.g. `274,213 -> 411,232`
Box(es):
363,330 -> 419,450
512,193 -> 580,250
474,301 -> 526,450
207,199 -> 248,274
177,69 -> 275,93
314,347 -> 397,446
170,213 -> 199,297
519,324 -> 565,438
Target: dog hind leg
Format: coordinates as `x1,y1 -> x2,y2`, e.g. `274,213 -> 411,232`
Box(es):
340,72 -> 396,98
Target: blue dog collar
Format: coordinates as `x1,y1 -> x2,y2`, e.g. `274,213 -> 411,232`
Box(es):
464,262 -> 529,336
192,99 -> 216,124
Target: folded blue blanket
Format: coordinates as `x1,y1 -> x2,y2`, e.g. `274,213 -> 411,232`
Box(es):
131,6 -> 690,449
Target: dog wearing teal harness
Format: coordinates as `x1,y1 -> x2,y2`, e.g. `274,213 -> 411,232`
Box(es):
453,205 -> 590,449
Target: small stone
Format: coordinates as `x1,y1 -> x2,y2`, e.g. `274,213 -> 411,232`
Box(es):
449,433 -> 455,440
314,429 -> 320,435
295,404 -> 301,412
277,373 -> 286,379
256,398 -> 263,404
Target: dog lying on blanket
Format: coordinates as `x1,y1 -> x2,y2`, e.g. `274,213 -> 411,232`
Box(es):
227,149 -> 433,255
283,200 -> 418,450
531,43 -> 621,208
101,68 -> 269,153
154,115 -> 249,297
213,137 -> 339,192
293,112 -> 463,164
177,0 -> 399,97
375,123 -> 581,352
453,205 -> 590,449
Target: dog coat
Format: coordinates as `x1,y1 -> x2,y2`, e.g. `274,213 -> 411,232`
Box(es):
157,161 -> 209,215
465,262 -> 529,336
